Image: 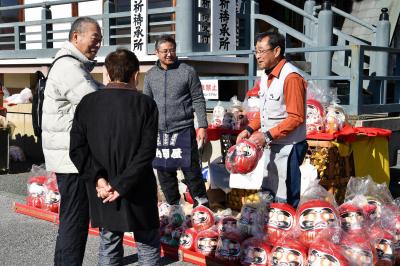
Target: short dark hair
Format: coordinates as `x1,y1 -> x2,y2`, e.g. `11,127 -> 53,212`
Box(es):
255,30 -> 286,56
155,35 -> 176,50
105,48 -> 140,83
69,17 -> 100,41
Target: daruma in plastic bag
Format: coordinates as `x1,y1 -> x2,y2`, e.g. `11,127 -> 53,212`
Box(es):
341,234 -> 377,266
215,231 -> 242,262
217,216 -> 237,234
306,98 -> 325,134
225,139 -> 262,174
296,199 -> 339,246
270,238 -> 308,266
338,202 -> 365,233
241,237 -> 272,266
370,226 -> 395,265
307,239 -> 350,266
325,104 -> 347,134
26,195 -> 44,209
195,228 -> 219,256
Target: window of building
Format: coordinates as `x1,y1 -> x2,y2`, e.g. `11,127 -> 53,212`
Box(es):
0,0 -> 23,50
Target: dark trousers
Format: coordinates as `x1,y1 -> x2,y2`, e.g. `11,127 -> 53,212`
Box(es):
286,140 -> 308,208
54,173 -> 90,266
157,133 -> 208,206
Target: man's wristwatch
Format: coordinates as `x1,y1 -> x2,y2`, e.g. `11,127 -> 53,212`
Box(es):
264,131 -> 273,145
245,126 -> 254,135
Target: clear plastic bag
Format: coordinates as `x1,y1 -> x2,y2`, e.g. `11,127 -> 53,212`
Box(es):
325,103 -> 348,134
243,81 -> 260,125
211,101 -> 226,128
241,236 -> 272,266
306,98 -> 325,134
269,237 -> 308,266
345,176 -> 393,221
43,172 -> 60,213
194,227 -> 219,256
306,227 -> 351,266
237,201 -> 265,237
296,183 -> 339,246
26,164 -> 49,209
215,231 -> 242,262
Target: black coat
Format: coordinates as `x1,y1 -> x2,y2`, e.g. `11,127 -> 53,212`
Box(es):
70,84 -> 159,232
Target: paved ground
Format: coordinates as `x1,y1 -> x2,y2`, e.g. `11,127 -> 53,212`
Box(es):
0,162 -> 193,266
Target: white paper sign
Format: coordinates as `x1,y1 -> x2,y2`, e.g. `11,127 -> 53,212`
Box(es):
131,0 -> 147,56
211,0 -> 237,51
201,79 -> 219,100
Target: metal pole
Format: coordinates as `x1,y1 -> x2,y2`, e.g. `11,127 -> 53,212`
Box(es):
375,8 -> 390,104
14,26 -> 20,50
304,0 -> 315,62
249,0 -> 259,90
41,4 -> 52,49
315,1 -> 333,90
175,0 -> 193,53
103,1 -> 115,46
349,45 -> 364,116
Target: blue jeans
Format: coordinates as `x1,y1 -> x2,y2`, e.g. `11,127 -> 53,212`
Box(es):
98,228 -> 160,266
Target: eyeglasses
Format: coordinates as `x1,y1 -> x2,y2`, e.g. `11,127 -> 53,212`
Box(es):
253,47 -> 275,55
157,49 -> 176,55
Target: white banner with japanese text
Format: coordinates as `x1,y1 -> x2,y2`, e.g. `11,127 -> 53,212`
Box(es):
131,0 -> 147,56
211,0 -> 236,52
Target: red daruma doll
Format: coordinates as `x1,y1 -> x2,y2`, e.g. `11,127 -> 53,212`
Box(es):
179,227 -> 197,251
394,214 -> 400,265
338,202 -> 365,233
341,234 -> 378,266
225,139 -> 262,174
191,205 -> 215,232
240,237 -> 272,266
43,181 -> 60,213
306,98 -> 325,135
244,80 -> 260,125
307,239 -> 350,266
26,175 -> 47,209
265,203 -> 296,245
195,228 -> 219,257
296,199 -> 339,246
370,226 -> 395,266
215,231 -> 242,262
270,238 -> 308,266
217,216 -> 237,234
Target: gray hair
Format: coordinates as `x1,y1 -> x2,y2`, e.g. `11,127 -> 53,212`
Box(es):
68,17 -> 100,41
